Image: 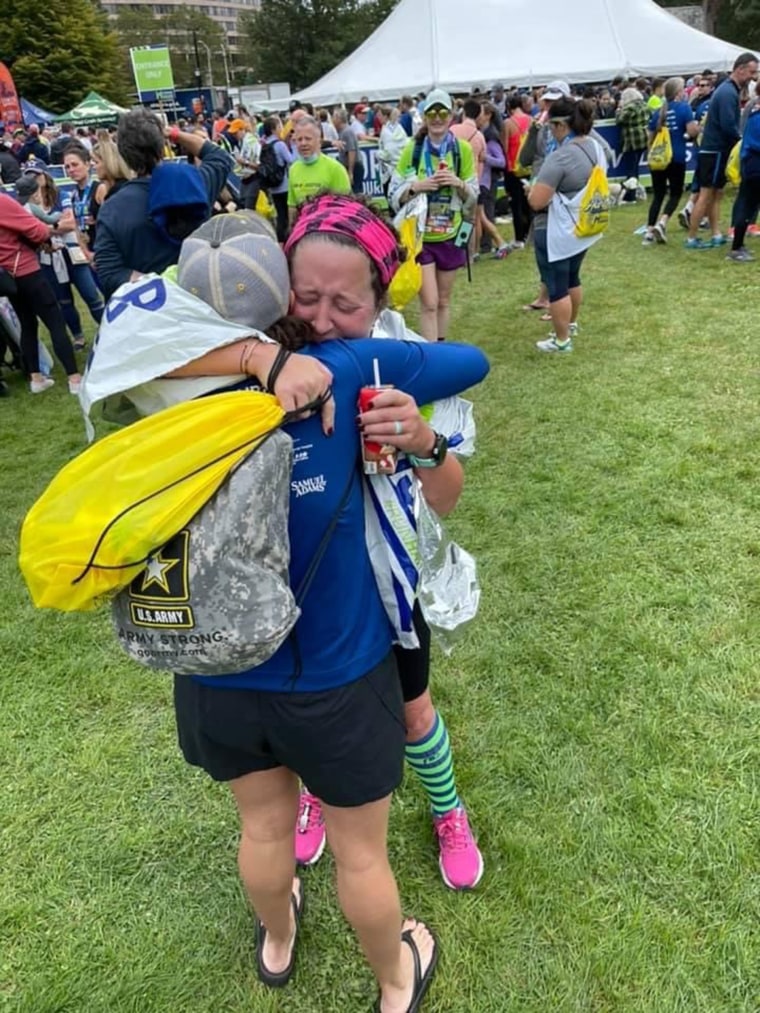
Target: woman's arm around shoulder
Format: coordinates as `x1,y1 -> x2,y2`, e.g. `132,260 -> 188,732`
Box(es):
344,337 -> 489,406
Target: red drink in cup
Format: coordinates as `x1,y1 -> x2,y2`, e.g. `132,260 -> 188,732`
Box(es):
358,385 -> 397,475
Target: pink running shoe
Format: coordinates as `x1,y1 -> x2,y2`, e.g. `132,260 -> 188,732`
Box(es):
294,790 -> 326,866
432,806 -> 484,890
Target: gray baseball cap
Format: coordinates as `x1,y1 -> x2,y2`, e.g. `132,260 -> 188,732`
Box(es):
542,80 -> 571,100
15,174 -> 40,203
423,88 -> 453,113
177,212 -> 289,332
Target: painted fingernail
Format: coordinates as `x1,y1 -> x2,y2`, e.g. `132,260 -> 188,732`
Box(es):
327,426 -> 334,437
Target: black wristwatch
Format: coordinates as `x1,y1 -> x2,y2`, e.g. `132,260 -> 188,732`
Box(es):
408,431 -> 448,469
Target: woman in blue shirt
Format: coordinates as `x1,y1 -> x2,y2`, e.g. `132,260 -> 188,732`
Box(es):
643,78 -> 699,246
169,209 -> 489,1010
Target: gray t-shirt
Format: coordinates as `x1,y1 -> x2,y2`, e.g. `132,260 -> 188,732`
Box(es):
534,138 -> 598,230
338,126 -> 358,169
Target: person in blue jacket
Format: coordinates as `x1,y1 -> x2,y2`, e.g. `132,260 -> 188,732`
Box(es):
727,96 -> 760,261
94,110 -> 233,299
169,211 -> 489,1010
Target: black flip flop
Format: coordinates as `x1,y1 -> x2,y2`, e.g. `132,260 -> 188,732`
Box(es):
374,921 -> 439,1012
522,302 -> 548,312
255,881 -> 304,988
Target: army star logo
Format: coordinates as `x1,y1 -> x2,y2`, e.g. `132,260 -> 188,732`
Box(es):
141,548 -> 181,594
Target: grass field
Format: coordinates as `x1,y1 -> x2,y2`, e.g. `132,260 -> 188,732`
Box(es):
2,203 -> 759,1013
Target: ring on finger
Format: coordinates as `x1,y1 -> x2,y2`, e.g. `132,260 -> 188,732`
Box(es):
393,420 -> 404,436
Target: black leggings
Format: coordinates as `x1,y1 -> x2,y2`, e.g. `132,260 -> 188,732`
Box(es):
731,175 -> 760,249
648,162 -> 687,226
270,191 -> 289,243
393,601 -> 432,703
8,269 -> 77,375
502,171 -> 532,242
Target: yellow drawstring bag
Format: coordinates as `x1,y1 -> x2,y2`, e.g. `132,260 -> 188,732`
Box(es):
647,126 -> 673,171
389,214 -> 423,310
726,141 -> 742,187
19,391 -> 284,612
575,164 -> 611,238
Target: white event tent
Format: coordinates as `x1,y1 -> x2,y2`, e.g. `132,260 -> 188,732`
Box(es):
291,0 -> 751,105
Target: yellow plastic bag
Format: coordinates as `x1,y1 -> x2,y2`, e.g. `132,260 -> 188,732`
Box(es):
647,127 -> 673,171
726,141 -> 742,186
255,189 -> 275,220
575,165 -> 611,238
389,215 -> 422,310
19,392 -> 284,612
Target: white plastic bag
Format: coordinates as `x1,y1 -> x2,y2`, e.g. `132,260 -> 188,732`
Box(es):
364,465 -> 480,653
416,492 -> 480,653
393,193 -> 428,245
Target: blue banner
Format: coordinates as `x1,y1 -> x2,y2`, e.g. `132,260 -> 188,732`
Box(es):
591,119 -> 698,177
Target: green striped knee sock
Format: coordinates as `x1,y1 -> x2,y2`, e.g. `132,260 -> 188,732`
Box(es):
404,711 -> 459,817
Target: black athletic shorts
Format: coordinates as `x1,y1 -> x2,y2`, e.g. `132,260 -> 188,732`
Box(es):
697,149 -> 731,191
173,653 -> 405,807
393,601 -> 432,703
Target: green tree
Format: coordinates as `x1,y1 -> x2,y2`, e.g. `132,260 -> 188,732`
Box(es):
113,6 -> 165,53
113,5 -> 227,91
657,0 -> 760,45
238,0 -> 399,90
0,0 -> 128,112
162,6 -> 226,87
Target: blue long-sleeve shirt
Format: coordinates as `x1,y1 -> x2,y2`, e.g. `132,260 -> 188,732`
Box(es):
194,337 -> 489,693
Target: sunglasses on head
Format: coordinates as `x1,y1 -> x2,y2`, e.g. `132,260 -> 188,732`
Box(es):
425,108 -> 450,121
549,117 -> 571,126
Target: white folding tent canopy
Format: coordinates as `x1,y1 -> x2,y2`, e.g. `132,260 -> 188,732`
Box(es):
291,0 -> 751,105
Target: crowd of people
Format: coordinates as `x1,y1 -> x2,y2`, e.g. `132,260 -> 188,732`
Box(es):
3,51 -> 760,1009
4,55 -> 760,388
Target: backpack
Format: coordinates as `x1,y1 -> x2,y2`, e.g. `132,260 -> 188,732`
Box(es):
148,161 -> 210,248
20,391 -> 287,611
257,141 -> 286,190
647,104 -> 673,171
110,426 -> 299,675
513,123 -> 537,178
573,142 -> 611,239
111,405 -> 353,677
